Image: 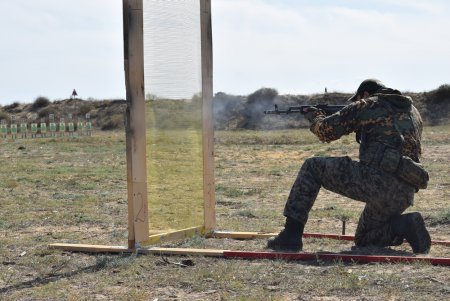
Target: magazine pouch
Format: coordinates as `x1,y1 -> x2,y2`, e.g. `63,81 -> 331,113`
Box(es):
397,156 -> 429,190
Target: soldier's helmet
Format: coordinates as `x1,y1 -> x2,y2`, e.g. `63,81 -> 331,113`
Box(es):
348,79 -> 386,102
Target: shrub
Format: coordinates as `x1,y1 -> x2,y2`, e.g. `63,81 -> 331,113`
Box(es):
247,87 -> 278,106
3,102 -> 20,112
425,84 -> 450,104
100,115 -> 124,130
32,96 -> 51,110
428,209 -> 450,226
77,103 -> 94,116
435,84 -> 450,102
0,111 -> 10,123
38,106 -> 58,119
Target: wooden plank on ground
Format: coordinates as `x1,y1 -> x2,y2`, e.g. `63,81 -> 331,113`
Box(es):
48,244 -> 224,257
210,231 -> 276,239
145,247 -> 225,257
49,243 -> 132,253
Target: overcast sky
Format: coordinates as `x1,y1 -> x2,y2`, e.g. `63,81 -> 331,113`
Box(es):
0,0 -> 449,105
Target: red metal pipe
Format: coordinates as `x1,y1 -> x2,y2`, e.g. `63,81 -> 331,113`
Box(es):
302,232 -> 450,246
223,250 -> 450,266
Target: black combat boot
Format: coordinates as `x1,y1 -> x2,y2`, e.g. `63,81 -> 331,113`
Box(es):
391,212 -> 431,254
267,218 -> 304,252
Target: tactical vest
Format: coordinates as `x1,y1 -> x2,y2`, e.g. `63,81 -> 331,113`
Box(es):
359,99 -> 429,191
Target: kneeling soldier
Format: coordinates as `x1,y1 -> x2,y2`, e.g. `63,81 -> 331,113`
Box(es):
268,79 -> 431,254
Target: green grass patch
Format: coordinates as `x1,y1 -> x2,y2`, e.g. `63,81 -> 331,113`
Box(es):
427,209 -> 450,226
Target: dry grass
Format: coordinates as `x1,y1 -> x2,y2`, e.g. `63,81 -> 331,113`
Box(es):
0,125 -> 449,300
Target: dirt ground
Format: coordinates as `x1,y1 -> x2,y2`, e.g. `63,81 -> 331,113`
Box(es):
0,126 -> 449,300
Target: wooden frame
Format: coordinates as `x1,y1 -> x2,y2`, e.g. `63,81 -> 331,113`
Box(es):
49,0 -> 213,252
122,0 -> 215,246
124,0 -> 215,245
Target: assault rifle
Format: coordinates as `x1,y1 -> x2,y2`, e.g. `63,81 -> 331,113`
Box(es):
264,104 -> 345,116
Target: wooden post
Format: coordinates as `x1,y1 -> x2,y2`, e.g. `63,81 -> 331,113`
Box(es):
123,0 -> 149,248
200,0 -> 216,231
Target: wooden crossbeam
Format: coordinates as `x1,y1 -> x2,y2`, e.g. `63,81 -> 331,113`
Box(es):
142,226 -> 206,246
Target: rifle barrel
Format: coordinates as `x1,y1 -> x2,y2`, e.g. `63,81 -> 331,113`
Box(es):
264,104 -> 345,116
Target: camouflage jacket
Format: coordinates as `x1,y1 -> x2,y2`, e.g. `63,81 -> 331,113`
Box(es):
309,89 -> 423,163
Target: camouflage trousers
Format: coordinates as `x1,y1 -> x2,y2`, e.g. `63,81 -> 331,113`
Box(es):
283,156 -> 416,247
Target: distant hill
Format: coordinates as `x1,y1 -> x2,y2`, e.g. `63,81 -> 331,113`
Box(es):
0,84 -> 448,131
0,98 -> 127,131
213,84 -> 450,130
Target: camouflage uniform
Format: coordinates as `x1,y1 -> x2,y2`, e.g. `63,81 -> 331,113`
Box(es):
283,88 -> 424,247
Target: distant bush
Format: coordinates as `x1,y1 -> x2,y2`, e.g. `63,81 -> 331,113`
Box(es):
425,84 -> 450,104
100,115 -> 124,130
247,88 -> 279,106
3,102 -> 20,112
435,84 -> 450,102
77,103 -> 94,116
0,111 -> 10,122
419,84 -> 450,125
32,96 -> 51,110
38,106 -> 58,119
